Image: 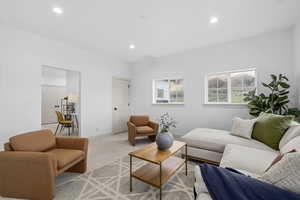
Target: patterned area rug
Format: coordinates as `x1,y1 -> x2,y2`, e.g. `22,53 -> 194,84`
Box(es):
55,156 -> 196,200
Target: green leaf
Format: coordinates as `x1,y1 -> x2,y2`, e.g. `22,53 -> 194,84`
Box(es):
278,81 -> 290,88
279,91 -> 289,96
262,83 -> 272,90
245,73 -> 293,118
281,75 -> 289,81
278,100 -> 289,106
278,96 -> 288,102
259,93 -> 266,98
287,108 -> 300,118
271,74 -> 277,81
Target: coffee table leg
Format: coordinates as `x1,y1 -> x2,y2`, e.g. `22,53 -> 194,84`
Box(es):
130,155 -> 132,192
185,144 -> 188,176
160,162 -> 162,200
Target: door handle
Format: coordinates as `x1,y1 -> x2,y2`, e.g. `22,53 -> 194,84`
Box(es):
114,107 -> 118,111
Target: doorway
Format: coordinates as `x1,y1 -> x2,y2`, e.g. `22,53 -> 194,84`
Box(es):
112,78 -> 129,134
41,66 -> 81,137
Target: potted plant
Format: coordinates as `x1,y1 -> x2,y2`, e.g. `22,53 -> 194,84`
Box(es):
244,74 -> 300,120
156,113 -> 177,150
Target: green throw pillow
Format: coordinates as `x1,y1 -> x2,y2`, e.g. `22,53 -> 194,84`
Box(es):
252,112 -> 294,150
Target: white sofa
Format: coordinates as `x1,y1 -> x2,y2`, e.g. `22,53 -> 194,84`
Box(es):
180,125 -> 299,164
184,125 -> 300,200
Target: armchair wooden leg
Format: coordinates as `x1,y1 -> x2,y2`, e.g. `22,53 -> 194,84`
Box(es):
130,140 -> 135,146
128,133 -> 135,146
129,137 -> 135,146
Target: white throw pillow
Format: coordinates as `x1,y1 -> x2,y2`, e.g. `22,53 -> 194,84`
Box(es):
279,122 -> 300,150
231,117 -> 256,139
259,152 -> 300,194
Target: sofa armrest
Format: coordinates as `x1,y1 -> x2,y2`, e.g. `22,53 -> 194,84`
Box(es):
127,122 -> 136,135
0,151 -> 55,200
148,120 -> 159,134
220,144 -> 279,176
56,137 -> 88,152
4,142 -> 13,151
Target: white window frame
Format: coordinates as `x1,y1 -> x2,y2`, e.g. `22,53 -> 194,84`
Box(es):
152,78 -> 184,105
204,68 -> 257,105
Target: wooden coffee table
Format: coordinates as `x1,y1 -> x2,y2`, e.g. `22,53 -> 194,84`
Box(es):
128,141 -> 187,200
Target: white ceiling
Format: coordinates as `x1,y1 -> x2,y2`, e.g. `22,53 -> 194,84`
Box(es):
0,0 -> 300,62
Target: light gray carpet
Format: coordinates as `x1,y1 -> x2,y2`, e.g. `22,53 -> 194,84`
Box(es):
55,156 -> 195,200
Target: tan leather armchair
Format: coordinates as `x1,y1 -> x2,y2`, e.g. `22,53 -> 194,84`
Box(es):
127,115 -> 159,146
0,129 -> 88,200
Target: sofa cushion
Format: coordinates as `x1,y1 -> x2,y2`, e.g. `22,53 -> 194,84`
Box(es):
220,144 -> 279,175
265,149 -> 296,172
279,123 -> 300,150
47,148 -> 84,169
9,129 -> 56,152
130,115 -> 149,126
280,136 -> 300,154
181,128 -> 275,154
252,112 -> 294,150
259,152 -> 300,194
231,117 -> 256,139
136,126 -> 154,134
196,193 -> 212,200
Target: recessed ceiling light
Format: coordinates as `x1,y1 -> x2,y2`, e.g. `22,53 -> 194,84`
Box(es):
53,7 -> 63,15
209,17 -> 219,24
129,44 -> 135,49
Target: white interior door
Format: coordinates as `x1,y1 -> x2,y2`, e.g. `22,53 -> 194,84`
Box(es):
112,78 -> 129,133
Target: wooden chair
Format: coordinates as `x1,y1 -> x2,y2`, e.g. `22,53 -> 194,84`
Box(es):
127,115 -> 159,146
55,111 -> 74,136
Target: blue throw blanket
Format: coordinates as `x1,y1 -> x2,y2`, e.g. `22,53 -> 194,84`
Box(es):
199,164 -> 300,200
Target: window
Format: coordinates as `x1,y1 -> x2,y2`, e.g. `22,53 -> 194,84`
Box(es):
205,69 -> 256,104
153,79 -> 184,104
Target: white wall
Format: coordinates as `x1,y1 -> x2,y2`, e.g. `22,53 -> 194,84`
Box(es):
42,66 -> 67,86
129,28 -> 295,136
66,70 -> 80,99
41,67 -> 67,124
294,23 -> 300,107
41,85 -> 67,124
66,70 -> 81,127
0,24 -> 129,147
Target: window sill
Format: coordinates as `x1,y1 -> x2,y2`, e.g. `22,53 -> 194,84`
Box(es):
204,102 -> 247,106
152,102 -> 185,105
